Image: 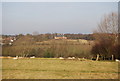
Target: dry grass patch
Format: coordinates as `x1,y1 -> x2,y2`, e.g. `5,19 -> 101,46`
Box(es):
2,58 -> 118,79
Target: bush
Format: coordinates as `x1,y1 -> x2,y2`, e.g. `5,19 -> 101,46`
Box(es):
44,50 -> 54,58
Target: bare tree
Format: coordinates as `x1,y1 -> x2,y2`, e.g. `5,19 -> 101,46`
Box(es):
98,12 -> 118,33
96,12 -> 118,44
92,12 -> 119,60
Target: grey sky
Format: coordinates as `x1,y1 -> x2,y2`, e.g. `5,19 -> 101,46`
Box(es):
0,2 -> 2,35
2,2 -> 118,35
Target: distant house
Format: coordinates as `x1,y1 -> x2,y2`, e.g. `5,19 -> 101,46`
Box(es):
54,34 -> 67,40
2,36 -> 16,45
4,37 -> 16,41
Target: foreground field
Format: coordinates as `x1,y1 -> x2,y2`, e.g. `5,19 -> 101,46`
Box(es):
2,58 -> 118,79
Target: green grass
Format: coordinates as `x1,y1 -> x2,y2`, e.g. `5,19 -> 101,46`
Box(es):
2,58 -> 118,79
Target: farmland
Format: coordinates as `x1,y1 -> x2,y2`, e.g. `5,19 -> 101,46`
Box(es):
2,58 -> 118,79
1,34 -> 119,79
2,35 -> 94,58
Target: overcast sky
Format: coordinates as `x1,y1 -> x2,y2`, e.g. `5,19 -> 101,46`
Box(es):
2,2 -> 118,35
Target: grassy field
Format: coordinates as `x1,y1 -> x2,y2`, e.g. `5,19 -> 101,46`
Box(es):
2,58 -> 119,79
